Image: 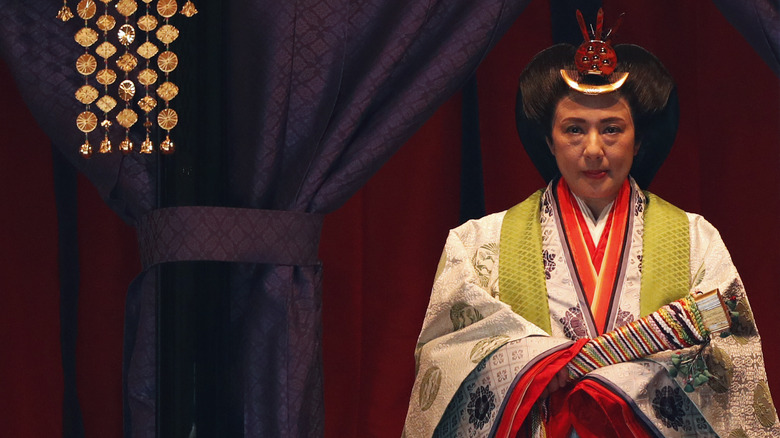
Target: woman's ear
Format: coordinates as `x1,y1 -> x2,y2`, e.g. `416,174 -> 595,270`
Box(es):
633,140 -> 641,156
546,137 -> 555,155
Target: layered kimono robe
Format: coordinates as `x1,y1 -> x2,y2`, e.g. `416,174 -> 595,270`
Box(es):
403,178 -> 779,437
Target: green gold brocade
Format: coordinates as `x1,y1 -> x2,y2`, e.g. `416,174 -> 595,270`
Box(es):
640,192 -> 690,317
499,190 -> 552,334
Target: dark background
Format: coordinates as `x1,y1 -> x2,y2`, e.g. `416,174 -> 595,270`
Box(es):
1,0 -> 778,436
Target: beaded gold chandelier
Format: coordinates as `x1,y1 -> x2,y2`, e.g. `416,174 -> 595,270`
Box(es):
57,0 -> 197,158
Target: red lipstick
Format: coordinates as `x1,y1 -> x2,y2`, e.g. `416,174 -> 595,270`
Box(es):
583,170 -> 607,179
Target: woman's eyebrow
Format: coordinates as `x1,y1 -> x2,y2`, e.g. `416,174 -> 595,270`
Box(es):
600,117 -> 627,124
558,117 -> 587,123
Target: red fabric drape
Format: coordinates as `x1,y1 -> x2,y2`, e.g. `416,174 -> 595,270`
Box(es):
1,1 -> 778,437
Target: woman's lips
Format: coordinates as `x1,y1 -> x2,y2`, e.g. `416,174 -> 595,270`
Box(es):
583,170 -> 607,179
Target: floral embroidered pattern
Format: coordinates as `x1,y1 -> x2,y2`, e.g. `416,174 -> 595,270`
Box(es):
450,302 -> 483,331
694,416 -> 710,432
722,279 -> 757,341
469,335 -> 511,363
652,385 -> 685,430
753,382 -> 777,427
704,345 -> 733,394
635,193 -> 645,216
419,367 -> 442,412
559,306 -> 588,340
543,197 -> 554,217
472,243 -> 498,288
614,308 -> 634,328
637,254 -> 643,274
733,298 -> 757,339
542,249 -> 556,280
724,278 -> 744,297
467,385 -> 496,430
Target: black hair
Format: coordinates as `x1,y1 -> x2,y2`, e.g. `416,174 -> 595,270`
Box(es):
515,43 -> 679,187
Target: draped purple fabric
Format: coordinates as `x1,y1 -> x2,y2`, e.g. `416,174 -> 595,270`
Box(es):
0,1 -> 534,436
710,0 -> 780,77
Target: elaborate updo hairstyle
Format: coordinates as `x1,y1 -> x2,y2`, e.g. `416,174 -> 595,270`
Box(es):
515,43 -> 679,188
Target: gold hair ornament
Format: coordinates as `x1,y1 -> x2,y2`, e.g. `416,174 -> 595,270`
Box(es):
560,70 -> 629,95
57,0 -> 197,158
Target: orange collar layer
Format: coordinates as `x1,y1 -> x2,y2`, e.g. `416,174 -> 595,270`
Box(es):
557,179 -> 631,334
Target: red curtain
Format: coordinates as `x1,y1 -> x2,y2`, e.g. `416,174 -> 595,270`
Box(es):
1,0 -> 778,436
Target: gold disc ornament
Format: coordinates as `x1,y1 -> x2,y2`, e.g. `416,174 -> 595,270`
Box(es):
77,0 -> 97,20
75,27 -> 99,47
117,24 -> 136,46
77,111 -> 98,132
96,95 -> 118,112
156,24 -> 179,44
118,80 -> 136,101
157,51 -> 178,73
137,41 -> 159,59
96,68 -> 117,85
157,108 -> 178,130
156,81 -> 179,101
137,96 -> 158,113
96,14 -> 116,31
116,108 -> 139,128
157,0 -> 178,18
95,41 -> 117,59
76,54 -> 98,75
137,14 -> 159,31
137,68 -> 159,86
75,85 -> 99,104
116,53 -> 138,72
116,0 -> 138,17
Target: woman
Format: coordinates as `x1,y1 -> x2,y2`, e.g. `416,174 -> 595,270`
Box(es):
403,14 -> 779,438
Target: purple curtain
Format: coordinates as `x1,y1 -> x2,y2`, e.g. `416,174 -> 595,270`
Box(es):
0,1 -> 533,436
710,0 -> 780,77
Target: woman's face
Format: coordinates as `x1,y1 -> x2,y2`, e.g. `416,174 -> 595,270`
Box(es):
548,93 -> 637,214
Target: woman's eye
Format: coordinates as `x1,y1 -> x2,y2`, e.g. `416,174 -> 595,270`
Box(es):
604,126 -> 623,134
565,126 -> 583,134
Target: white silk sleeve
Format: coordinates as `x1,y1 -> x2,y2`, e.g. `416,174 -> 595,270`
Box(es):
682,213 -> 780,436
404,212 -> 549,438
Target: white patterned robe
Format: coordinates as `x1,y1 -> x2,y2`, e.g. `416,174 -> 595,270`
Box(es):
403,180 -> 779,437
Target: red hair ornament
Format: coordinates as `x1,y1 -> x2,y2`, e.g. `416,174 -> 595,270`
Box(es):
560,9 -> 629,95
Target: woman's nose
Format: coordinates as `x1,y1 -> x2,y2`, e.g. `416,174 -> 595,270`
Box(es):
583,132 -> 604,159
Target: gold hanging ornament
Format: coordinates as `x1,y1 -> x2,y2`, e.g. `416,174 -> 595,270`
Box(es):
58,0 -> 197,158
119,138 -> 134,154
77,0 -> 97,20
181,1 -> 198,18
100,135 -> 113,153
95,0 -> 114,153
96,14 -> 116,31
57,1 -> 75,22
